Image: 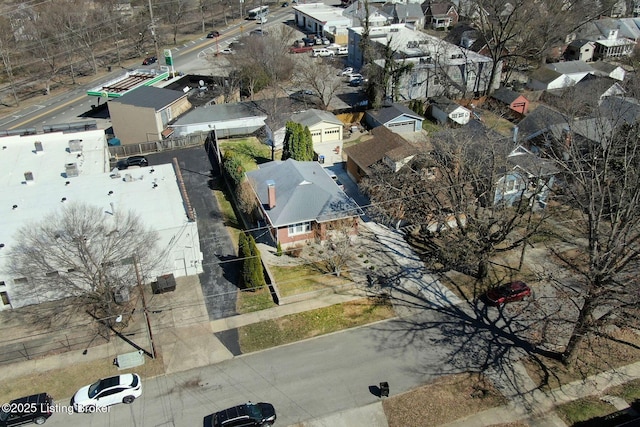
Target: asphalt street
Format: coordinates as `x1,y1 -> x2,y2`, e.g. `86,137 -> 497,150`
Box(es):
42,310 -> 462,427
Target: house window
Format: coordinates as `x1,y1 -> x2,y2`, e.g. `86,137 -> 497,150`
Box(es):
504,180 -> 517,193
0,292 -> 9,305
288,222 -> 311,236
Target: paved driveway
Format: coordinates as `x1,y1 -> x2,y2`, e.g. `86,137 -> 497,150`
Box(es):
147,146 -> 239,321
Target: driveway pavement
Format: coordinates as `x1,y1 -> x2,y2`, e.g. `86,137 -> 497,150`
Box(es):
147,147 -> 239,321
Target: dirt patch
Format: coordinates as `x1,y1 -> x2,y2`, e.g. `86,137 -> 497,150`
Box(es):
382,372 -> 508,427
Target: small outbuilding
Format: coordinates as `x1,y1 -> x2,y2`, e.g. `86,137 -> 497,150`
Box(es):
429,97 -> 471,125
365,103 -> 424,133
490,87 -> 530,117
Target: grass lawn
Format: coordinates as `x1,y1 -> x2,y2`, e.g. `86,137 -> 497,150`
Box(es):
220,137 -> 272,171
238,296 -> 394,353
422,119 -> 441,133
237,286 -> 277,313
606,378 -> 640,403
555,397 -> 618,426
0,353 -> 165,404
383,372 -> 508,427
478,109 -> 515,137
269,263 -> 353,298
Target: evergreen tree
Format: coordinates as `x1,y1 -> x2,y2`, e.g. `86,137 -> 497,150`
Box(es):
246,235 -> 266,291
282,122 -> 314,161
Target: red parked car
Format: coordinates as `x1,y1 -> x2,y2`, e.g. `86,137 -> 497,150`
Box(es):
484,281 -> 532,306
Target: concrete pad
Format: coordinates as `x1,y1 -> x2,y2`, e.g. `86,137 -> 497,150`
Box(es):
158,323 -> 233,374
293,402 -> 388,427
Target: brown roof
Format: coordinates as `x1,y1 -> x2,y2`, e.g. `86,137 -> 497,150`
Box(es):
428,1 -> 455,16
344,126 -> 419,171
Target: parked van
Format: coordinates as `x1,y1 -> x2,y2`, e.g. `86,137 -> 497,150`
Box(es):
312,48 -> 334,57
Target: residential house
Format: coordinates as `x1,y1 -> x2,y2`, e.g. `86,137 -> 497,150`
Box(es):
599,96 -> 640,126
490,87 -> 529,117
590,61 -> 626,81
429,97 -> 471,125
108,86 -> 191,145
245,159 -> 363,247
364,102 -> 425,133
515,104 -> 568,144
343,1 -> 389,27
527,68 -> 571,91
348,23 -> 498,100
380,2 -> 425,27
564,39 -> 596,62
343,126 -> 421,182
594,37 -> 635,60
494,146 -> 558,209
543,75 -> 626,114
290,109 -> 344,165
422,1 -> 458,30
546,61 -> 595,83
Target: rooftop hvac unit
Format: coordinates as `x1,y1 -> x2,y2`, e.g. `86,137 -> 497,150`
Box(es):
34,141 -> 43,152
65,163 -> 79,177
24,171 -> 34,182
68,139 -> 82,152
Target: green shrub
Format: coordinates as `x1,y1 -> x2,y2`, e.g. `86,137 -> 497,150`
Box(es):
276,242 -> 283,257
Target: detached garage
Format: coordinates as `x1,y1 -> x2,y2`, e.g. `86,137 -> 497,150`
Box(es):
365,103 -> 424,133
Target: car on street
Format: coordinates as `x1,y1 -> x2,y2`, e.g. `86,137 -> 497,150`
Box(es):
484,281 -> 532,306
205,402 -> 276,427
344,73 -> 364,82
0,393 -> 54,426
72,373 -> 142,413
337,67 -> 354,76
142,56 -> 157,65
349,77 -> 366,87
312,48 -> 334,57
250,29 -> 269,36
116,155 -> 148,170
207,31 -> 220,38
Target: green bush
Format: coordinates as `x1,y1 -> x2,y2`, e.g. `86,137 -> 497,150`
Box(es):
276,241 -> 283,257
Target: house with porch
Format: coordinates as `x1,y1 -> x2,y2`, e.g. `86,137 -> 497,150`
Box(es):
422,1 -> 458,30
245,159 -> 363,248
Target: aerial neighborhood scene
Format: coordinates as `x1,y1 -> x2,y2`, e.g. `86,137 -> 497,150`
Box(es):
1,0 -> 640,425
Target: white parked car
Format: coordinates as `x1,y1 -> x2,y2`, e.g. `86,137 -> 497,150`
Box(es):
337,67 -> 354,76
72,373 -> 142,412
336,46 -> 348,55
312,48 -> 334,57
344,73 -> 364,82
219,48 -> 234,54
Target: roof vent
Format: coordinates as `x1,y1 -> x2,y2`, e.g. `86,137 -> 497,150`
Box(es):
24,171 -> 34,183
123,173 -> 134,182
68,139 -> 82,153
65,163 -> 79,177
34,141 -> 43,152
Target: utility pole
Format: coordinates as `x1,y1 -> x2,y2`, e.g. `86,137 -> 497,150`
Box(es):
134,253 -> 157,359
147,0 -> 162,69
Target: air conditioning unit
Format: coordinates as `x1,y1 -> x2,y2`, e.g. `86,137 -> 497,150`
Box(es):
65,163 -> 79,177
68,139 -> 82,153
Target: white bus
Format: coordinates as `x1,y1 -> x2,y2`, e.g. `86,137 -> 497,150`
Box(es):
247,5 -> 269,19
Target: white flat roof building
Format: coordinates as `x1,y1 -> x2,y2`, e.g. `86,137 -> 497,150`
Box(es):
0,130 -> 203,309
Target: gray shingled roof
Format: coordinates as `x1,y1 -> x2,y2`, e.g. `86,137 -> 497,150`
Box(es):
290,109 -> 342,128
491,87 -> 525,105
367,103 -> 424,125
517,105 -> 568,140
110,86 -> 186,110
246,159 -> 362,227
546,60 -> 595,75
381,2 -> 424,19
429,96 -> 466,114
529,67 -> 563,85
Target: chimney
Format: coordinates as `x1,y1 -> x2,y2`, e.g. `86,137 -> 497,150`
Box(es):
266,180 -> 276,209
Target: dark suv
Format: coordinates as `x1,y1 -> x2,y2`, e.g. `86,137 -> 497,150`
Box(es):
206,402 -> 276,427
0,393 -> 54,426
116,155 -> 148,170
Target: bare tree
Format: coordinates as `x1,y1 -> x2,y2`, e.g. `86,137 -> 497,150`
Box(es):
294,58 -> 342,110
0,17 -> 20,106
360,127 -> 551,282
156,0 -> 191,45
543,87 -> 640,365
317,221 -> 359,277
8,203 -> 159,330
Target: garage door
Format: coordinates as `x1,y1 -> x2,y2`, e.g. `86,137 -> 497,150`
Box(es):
386,121 -> 414,133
